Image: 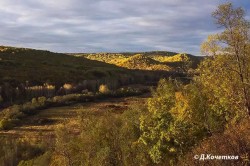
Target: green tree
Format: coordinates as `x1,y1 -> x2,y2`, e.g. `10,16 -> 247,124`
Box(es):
139,79 -> 176,164
138,75 -> 231,165
139,79 -> 212,165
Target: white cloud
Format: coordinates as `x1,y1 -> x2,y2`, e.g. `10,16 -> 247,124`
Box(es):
0,0 -> 249,55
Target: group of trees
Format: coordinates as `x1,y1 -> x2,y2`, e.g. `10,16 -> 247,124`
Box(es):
49,3 -> 249,165
0,71 -> 162,108
82,51 -> 199,73
0,84 -> 149,131
140,3 -> 250,165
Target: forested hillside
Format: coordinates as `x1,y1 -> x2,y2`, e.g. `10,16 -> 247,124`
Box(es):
1,47 -> 185,108
0,46 -> 126,84
78,51 -> 202,72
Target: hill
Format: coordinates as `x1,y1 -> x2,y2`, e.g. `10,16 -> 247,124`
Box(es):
77,51 -> 203,72
0,46 -> 128,85
118,54 -> 172,71
76,53 -> 129,65
152,53 -> 203,70
0,46 -> 177,107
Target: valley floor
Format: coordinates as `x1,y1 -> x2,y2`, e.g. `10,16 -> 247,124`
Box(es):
0,93 -> 150,141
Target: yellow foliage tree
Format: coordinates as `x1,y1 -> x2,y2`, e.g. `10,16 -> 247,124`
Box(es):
99,84 -> 110,94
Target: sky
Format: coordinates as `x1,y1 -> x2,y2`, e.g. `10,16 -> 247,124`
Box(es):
0,0 -> 249,55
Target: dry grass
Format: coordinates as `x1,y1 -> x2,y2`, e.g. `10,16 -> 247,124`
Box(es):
0,94 -> 149,142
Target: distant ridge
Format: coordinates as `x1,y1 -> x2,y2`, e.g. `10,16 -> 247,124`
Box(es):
0,45 -> 203,85
118,54 -> 172,71
0,46 -> 129,84
77,51 -> 203,72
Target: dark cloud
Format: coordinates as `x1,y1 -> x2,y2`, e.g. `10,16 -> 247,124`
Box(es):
0,0 -> 249,55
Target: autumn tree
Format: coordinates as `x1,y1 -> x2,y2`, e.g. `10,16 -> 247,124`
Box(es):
139,79 -> 213,164
99,84 -> 110,94
200,2 -> 250,117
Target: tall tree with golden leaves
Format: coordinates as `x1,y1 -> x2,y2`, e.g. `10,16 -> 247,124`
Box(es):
200,3 -> 250,117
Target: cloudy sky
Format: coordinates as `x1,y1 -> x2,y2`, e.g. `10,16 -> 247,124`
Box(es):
0,0 -> 249,55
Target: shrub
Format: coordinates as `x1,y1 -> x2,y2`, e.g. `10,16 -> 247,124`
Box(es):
52,106 -> 151,166
180,120 -> 250,166
21,102 -> 36,115
0,138 -> 47,166
3,105 -> 24,119
114,87 -> 146,97
0,119 -> 14,130
63,83 -> 73,94
99,84 -> 110,94
18,151 -> 51,166
37,96 -> 47,107
31,98 -> 38,105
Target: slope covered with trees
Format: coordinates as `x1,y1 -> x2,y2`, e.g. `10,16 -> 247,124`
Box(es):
0,46 -> 126,84
117,54 -> 172,71
78,51 -> 202,72
0,47 -> 180,108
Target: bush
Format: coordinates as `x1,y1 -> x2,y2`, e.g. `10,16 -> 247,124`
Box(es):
0,119 -> 14,130
114,87 -> 146,97
63,83 -> 73,94
37,96 -> 47,106
0,138 -> 46,166
52,106 -> 151,165
180,120 -> 250,166
3,105 -> 24,119
99,84 -> 110,94
18,151 -> 51,166
21,102 -> 36,115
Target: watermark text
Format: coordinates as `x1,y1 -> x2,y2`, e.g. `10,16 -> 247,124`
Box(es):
194,154 -> 239,161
